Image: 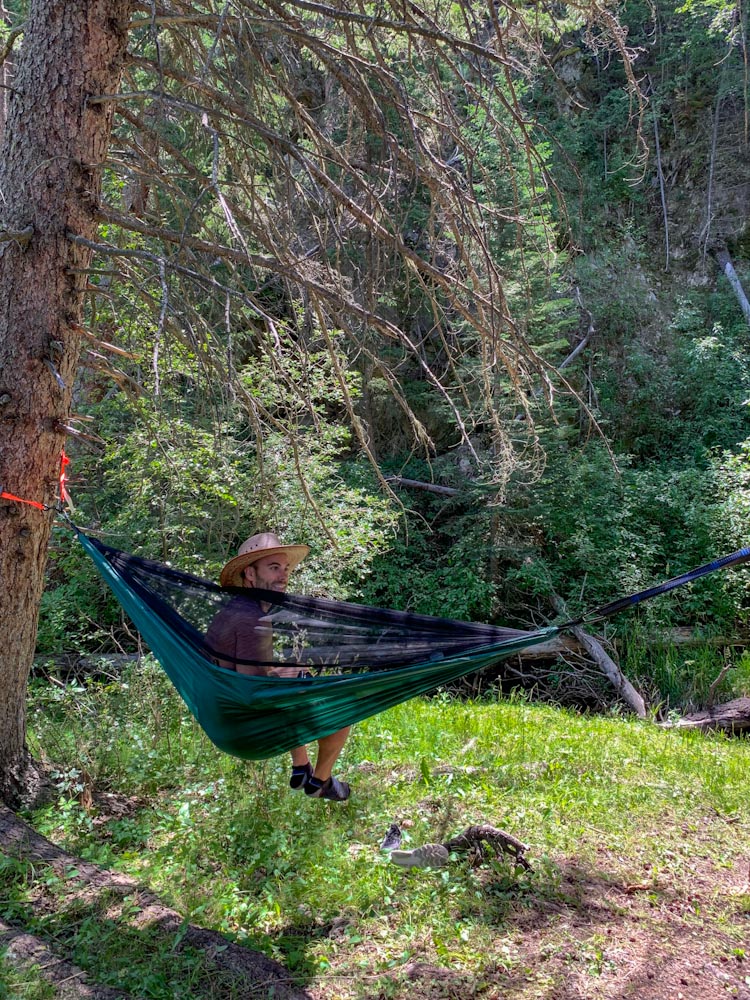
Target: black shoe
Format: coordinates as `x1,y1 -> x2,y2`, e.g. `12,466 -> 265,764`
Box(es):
380,824 -> 402,851
304,775 -> 350,801
289,762 -> 313,790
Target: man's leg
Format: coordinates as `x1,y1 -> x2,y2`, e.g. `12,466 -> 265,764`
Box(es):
289,745 -> 312,789
312,727 -> 350,781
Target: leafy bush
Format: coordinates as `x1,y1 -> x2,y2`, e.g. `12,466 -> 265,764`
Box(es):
502,444 -> 744,631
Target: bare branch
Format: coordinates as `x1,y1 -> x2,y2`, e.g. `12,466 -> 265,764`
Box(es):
0,224 -> 32,243
385,476 -> 459,496
0,23 -> 22,69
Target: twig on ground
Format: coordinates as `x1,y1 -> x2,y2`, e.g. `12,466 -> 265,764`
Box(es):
443,824 -> 533,871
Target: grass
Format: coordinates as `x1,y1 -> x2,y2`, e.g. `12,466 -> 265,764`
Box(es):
2,658 -> 749,998
0,959 -> 55,1000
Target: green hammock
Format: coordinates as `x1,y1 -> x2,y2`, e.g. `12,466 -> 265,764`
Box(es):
77,531 -> 559,759
76,529 -> 750,761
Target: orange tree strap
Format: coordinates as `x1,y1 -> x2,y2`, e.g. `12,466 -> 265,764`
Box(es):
1,450 -> 72,512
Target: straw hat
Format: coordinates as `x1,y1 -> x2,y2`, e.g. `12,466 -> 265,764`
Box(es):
219,532 -> 310,588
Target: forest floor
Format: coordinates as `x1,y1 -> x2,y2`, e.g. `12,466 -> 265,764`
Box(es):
2,665 -> 750,999
344,839 -> 750,1000
2,785 -> 749,1000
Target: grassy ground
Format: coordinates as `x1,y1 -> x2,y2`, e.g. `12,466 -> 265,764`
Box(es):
2,658 -> 750,999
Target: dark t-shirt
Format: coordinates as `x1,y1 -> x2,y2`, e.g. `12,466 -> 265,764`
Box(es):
205,595 -> 273,675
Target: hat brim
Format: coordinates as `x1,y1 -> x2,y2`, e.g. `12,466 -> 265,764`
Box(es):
219,544 -> 310,588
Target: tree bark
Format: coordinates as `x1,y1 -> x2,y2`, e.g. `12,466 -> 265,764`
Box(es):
0,0 -> 132,807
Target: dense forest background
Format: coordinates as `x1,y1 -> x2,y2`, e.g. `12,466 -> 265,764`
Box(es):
23,0 -> 750,713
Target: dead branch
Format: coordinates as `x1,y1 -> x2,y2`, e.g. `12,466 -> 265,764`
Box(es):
647,76 -> 670,271
129,14 -> 223,30
262,0 -> 521,70
56,423 -> 106,452
64,0 -> 640,507
443,824 -> 532,870
552,594 -> 648,717
95,205 -> 275,269
71,323 -> 138,360
707,659 -> 734,709
701,91 -> 722,267
385,476 -> 459,496
714,247 -> 750,327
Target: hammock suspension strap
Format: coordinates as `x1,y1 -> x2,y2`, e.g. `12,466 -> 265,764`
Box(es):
0,450 -> 72,513
561,545 -> 750,629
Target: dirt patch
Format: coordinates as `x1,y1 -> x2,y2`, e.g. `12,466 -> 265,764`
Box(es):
485,852 -> 750,999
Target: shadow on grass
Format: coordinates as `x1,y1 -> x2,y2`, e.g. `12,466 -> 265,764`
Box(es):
0,864 -> 315,1000
452,854 -> 638,928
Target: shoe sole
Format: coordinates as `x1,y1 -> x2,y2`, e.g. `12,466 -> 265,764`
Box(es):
390,844 -> 449,868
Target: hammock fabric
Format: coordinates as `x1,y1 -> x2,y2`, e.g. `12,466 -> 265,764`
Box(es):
75,528 -> 750,761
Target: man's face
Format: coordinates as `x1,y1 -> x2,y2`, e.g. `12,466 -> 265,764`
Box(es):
243,554 -> 292,592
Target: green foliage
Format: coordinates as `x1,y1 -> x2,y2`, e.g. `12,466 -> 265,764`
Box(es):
40,418 -> 398,652
358,510 -> 499,621
595,297 -> 750,462
27,658 -> 205,797
622,638 -> 738,712
350,457 -> 504,621
37,539 -> 124,655
504,443 -> 743,630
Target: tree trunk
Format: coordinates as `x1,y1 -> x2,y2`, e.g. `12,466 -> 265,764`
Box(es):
715,248 -> 750,328
0,0 -> 132,807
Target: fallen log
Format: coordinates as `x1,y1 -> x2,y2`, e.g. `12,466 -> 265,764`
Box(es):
33,628 -> 747,677
33,653 -> 140,677
384,475 -> 459,496
551,594 -> 648,718
661,697 -> 750,734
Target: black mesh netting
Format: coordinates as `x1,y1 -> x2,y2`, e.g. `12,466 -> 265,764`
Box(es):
97,539 -> 533,674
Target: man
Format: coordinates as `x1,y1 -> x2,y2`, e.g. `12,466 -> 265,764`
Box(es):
206,531 -> 351,801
